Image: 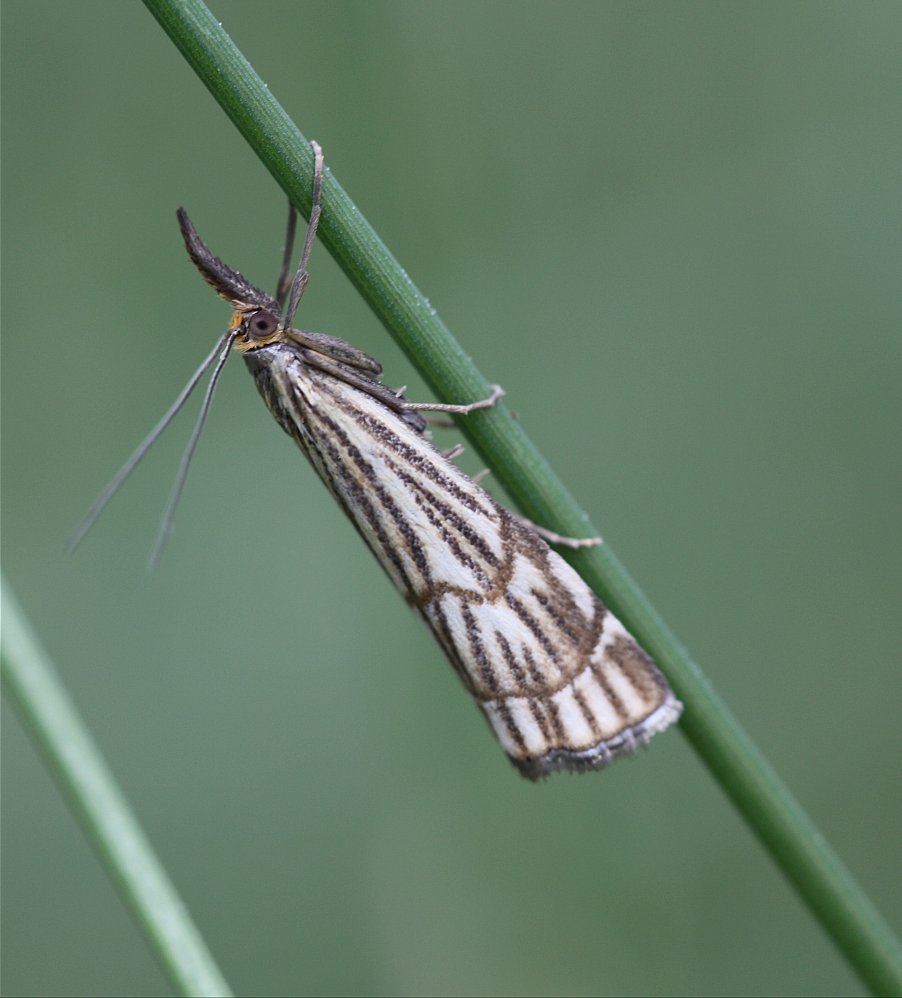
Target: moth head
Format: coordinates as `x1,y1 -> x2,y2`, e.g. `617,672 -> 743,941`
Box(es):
230,306 -> 285,352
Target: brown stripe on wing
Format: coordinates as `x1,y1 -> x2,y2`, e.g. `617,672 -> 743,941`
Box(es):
461,603 -> 501,697
571,685 -> 604,739
389,462 -> 501,567
587,662 -> 631,722
329,384 -> 496,519
302,402 -> 434,597
428,598 -> 478,689
494,700 -> 529,755
605,633 -> 670,703
388,467 -> 499,591
495,632 -> 559,743
502,592 -> 566,673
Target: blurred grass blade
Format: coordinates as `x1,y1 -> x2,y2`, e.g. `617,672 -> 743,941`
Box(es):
1,575 -> 233,998
138,1 -> 900,994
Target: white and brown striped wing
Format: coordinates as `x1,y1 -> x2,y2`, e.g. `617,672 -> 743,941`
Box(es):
249,345 -> 682,778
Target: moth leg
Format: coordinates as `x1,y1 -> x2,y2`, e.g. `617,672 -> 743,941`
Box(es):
401,383 -> 505,415
441,443 -> 465,461
282,141 -> 325,329
275,201 -> 298,311
467,460 -> 601,548
473,465 -> 600,547
513,513 -> 602,549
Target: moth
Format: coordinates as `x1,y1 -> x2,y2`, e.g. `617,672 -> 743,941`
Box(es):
77,142 -> 682,778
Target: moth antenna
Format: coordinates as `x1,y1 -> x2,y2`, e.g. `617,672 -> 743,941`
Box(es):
275,201 -> 298,313
69,330 -> 237,552
283,141 -> 325,330
149,329 -> 239,570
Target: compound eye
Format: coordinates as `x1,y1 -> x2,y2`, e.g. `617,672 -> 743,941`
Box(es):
248,311 -> 279,339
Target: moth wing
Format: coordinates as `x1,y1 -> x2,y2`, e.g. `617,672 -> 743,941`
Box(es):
422,511 -> 682,778
259,355 -> 681,777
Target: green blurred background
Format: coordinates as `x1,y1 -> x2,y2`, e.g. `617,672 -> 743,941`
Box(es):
3,2 -> 901,995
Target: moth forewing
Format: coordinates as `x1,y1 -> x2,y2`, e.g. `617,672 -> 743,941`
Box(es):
237,334 -> 681,778
162,142 -> 682,777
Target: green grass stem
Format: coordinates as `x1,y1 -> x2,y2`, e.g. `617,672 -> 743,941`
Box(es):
1,575 -> 233,998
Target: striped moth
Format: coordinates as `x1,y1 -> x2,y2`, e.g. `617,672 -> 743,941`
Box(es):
78,143 -> 682,778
